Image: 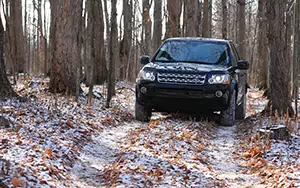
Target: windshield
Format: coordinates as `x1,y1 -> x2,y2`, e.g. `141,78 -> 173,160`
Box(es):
153,40 -> 231,65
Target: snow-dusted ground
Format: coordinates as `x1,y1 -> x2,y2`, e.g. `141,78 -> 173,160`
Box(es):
66,122 -> 141,188
208,125 -> 264,187
1,78 -> 299,188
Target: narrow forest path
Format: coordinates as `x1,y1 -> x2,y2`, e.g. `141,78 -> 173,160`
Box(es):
64,88 -> 270,187
67,122 -> 141,187
208,125 -> 265,187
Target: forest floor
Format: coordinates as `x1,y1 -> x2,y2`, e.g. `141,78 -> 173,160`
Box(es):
0,76 -> 300,188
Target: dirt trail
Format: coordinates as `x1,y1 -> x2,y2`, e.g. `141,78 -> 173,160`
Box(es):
68,122 -> 141,188
209,125 -> 265,187
69,120 -> 267,188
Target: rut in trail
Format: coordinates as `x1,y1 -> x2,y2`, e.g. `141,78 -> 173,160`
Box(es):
209,125 -> 265,188
67,122 -> 141,188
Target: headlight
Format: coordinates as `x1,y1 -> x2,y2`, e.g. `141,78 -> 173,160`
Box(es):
208,74 -> 230,84
137,70 -> 156,82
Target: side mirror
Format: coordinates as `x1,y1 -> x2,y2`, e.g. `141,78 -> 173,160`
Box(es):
140,56 -> 150,65
237,60 -> 249,70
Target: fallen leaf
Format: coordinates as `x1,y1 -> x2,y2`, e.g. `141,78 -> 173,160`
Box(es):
45,148 -> 53,159
144,144 -> 153,149
155,169 -> 164,176
12,177 -> 25,187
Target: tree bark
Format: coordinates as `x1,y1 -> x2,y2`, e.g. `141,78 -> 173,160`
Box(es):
153,0 -> 162,50
106,0 -> 117,107
166,0 -> 181,38
221,0 -> 227,39
49,0 -> 83,94
86,0 -> 106,85
120,0 -> 133,81
202,0 -> 209,37
0,14 -> 16,98
238,0 -> 246,59
10,0 -> 25,74
292,0 -> 300,115
208,0 -> 212,37
185,0 -> 198,37
142,0 -> 152,55
266,0 -> 294,116
256,0 -> 268,89
94,0 -> 106,84
197,1 -> 202,36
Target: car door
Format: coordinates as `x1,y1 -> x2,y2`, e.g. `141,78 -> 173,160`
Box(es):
230,43 -> 247,105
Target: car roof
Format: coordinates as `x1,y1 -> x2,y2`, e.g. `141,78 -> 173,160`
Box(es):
165,37 -> 231,44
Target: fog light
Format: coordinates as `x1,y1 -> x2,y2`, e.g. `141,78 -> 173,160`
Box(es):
140,86 -> 147,94
215,90 -> 223,98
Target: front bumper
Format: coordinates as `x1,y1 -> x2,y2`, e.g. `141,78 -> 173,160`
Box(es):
136,82 -> 233,112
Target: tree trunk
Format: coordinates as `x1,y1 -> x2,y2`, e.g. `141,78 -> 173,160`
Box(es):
292,0 -> 300,115
266,0 -> 294,116
221,0 -> 227,39
86,0 -> 106,84
0,15 -> 16,98
120,0 -> 133,81
142,0 -> 152,55
197,1 -> 202,36
10,0 -> 25,74
106,0 -> 117,107
153,0 -> 162,50
24,0 -> 28,74
202,0 -> 209,37
238,0 -> 246,59
43,0 -> 48,76
185,0 -> 198,37
49,0 -> 83,94
208,0 -> 212,37
256,0 -> 268,89
166,0 -> 181,38
103,0 -> 110,80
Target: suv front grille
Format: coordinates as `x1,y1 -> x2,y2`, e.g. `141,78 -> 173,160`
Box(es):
157,73 -> 206,85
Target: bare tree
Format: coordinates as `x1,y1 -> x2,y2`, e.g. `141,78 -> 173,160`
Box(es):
197,1 -> 203,36
166,0 -> 181,38
0,16 -> 16,98
142,0 -> 153,55
153,0 -> 162,49
202,0 -> 209,37
120,0 -> 133,81
208,0 -> 213,37
106,0 -> 118,107
221,0 -> 227,39
7,0 -> 25,76
85,0 -> 106,85
256,0 -> 268,89
266,0 -> 294,115
292,0 -> 300,115
185,0 -> 198,37
49,0 -> 83,94
237,0 -> 246,59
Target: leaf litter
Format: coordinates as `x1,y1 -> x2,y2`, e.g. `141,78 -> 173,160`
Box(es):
1,77 -> 299,188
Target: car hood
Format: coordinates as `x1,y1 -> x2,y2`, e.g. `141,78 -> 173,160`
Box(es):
144,62 -> 229,74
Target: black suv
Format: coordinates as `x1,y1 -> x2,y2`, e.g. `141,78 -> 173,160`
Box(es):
135,38 -> 249,126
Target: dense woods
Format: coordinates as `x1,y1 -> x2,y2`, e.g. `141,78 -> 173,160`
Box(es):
2,1 -> 300,187
0,0 -> 300,111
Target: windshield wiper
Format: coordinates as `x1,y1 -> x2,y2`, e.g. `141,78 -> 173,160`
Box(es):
152,59 -> 175,62
178,61 -> 210,64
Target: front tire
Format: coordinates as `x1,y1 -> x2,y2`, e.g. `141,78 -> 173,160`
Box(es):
220,90 -> 236,126
135,102 -> 152,122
